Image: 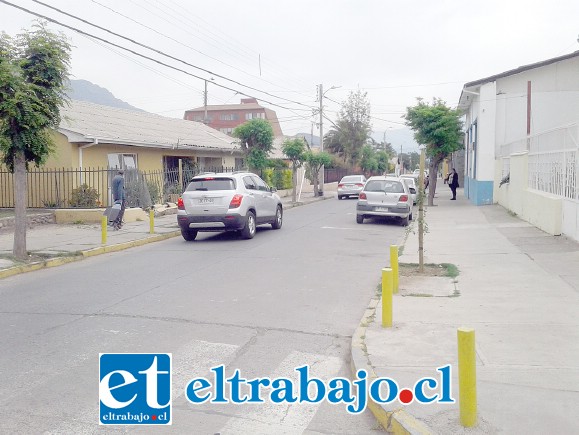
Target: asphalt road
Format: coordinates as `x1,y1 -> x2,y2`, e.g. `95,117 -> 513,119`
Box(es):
0,198 -> 406,434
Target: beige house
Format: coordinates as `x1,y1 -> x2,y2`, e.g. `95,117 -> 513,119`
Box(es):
48,100 -> 243,171
0,100 -> 245,209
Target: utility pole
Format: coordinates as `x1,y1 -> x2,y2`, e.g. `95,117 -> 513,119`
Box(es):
203,80 -> 209,124
319,83 -> 324,196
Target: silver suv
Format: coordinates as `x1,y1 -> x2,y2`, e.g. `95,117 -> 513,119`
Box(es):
177,172 -> 283,241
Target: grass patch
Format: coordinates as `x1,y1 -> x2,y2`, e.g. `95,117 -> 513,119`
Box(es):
399,262 -> 460,278
0,251 -> 82,265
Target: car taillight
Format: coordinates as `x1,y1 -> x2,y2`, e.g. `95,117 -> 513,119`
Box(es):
356,183 -> 364,187
399,195 -> 408,202
338,183 -> 344,188
359,192 -> 367,200
177,197 -> 185,210
229,194 -> 243,208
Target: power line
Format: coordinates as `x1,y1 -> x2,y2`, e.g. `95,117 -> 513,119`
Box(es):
2,0 -> 313,116
26,0 -> 313,111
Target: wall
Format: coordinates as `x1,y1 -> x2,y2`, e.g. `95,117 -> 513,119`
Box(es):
494,153 -> 566,237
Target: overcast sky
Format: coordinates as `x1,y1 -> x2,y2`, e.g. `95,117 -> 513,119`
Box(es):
2,0 -> 578,152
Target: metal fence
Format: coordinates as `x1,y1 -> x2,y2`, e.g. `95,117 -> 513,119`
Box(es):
0,166 -> 235,209
527,124 -> 578,200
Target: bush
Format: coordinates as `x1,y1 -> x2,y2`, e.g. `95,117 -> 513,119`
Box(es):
69,184 -> 99,208
147,180 -> 161,205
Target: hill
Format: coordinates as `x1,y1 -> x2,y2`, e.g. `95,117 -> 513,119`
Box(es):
66,79 -> 144,112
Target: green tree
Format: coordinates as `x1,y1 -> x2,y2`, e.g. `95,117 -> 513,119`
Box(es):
0,24 -> 71,259
282,137 -> 306,203
404,98 -> 463,205
232,118 -> 274,172
304,151 -> 332,197
324,89 -> 372,168
359,145 -> 378,173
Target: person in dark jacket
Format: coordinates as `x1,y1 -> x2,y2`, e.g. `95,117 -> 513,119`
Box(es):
111,170 -> 126,229
448,168 -> 459,200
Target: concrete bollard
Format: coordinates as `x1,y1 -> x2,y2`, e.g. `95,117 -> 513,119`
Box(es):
101,215 -> 107,244
381,268 -> 393,328
149,209 -> 155,234
390,245 -> 399,293
458,327 -> 477,427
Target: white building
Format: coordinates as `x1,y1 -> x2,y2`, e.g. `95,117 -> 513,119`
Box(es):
458,51 -> 579,240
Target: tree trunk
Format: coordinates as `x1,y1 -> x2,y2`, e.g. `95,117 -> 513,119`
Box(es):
427,158 -> 443,206
13,150 -> 28,259
312,168 -> 319,197
291,166 -> 297,203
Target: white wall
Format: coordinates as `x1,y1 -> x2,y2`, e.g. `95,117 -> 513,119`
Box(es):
477,82 -> 497,181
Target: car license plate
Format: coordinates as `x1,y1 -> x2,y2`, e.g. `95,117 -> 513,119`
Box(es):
198,198 -> 214,204
375,207 -> 389,212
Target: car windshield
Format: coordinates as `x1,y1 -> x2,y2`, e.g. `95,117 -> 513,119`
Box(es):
341,176 -> 363,183
365,180 -> 404,193
186,178 -> 236,191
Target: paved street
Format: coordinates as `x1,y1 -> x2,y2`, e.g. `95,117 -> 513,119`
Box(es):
0,196 -> 404,433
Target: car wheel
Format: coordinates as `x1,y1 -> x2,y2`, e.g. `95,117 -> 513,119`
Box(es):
338,195 -> 343,200
400,216 -> 409,226
271,206 -> 283,229
356,214 -> 364,224
241,211 -> 256,239
181,228 -> 198,241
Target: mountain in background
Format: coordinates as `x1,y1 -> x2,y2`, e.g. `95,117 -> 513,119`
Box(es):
294,132 -> 320,147
66,79 -> 145,112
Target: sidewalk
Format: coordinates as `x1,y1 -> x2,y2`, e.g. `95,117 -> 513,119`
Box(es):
0,191 -> 332,279
353,189 -> 579,434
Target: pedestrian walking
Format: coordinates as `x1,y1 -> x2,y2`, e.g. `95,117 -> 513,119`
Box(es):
448,168 -> 459,200
111,170 -> 126,229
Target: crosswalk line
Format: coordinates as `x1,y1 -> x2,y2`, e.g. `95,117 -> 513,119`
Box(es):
218,350 -> 342,435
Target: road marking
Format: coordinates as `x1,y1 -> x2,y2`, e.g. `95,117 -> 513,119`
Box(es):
219,350 -> 342,435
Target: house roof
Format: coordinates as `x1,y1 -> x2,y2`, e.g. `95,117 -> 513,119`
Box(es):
59,100 -> 241,153
459,50 -> 579,109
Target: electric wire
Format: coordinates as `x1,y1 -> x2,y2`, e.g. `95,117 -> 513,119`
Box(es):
27,0 -> 313,111
1,0 -> 313,118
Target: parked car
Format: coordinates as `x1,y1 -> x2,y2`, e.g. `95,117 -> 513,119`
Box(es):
177,172 -> 283,241
399,175 -> 418,204
337,175 -> 367,199
356,176 -> 413,226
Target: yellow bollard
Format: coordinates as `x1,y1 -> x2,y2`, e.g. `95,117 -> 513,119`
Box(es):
381,268 -> 393,327
149,209 -> 155,234
390,245 -> 399,293
458,327 -> 477,427
101,215 -> 107,244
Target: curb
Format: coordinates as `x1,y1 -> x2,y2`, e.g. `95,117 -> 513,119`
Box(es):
0,230 -> 181,280
350,292 -> 433,434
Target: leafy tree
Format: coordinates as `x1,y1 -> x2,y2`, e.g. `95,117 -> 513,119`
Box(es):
0,24 -> 71,259
304,151 -> 332,197
404,98 -> 463,205
359,145 -> 378,173
324,90 -> 372,168
282,137 -> 306,203
232,118 -> 274,172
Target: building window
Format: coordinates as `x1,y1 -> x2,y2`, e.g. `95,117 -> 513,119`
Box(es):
107,153 -> 137,170
220,113 -> 239,121
245,112 -> 265,120
220,128 -> 234,135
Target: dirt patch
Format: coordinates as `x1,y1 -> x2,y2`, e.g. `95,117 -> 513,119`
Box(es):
399,262 -> 459,278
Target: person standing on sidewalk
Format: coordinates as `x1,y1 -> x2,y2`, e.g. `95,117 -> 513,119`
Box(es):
111,170 -> 126,229
448,168 -> 459,200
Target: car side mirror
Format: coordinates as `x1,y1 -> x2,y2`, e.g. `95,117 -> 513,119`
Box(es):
270,187 -> 277,193
409,187 -> 416,194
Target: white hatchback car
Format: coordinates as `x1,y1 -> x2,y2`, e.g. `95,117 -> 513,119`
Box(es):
337,175 -> 367,199
177,172 -> 283,241
356,176 -> 413,226
399,175 -> 418,205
